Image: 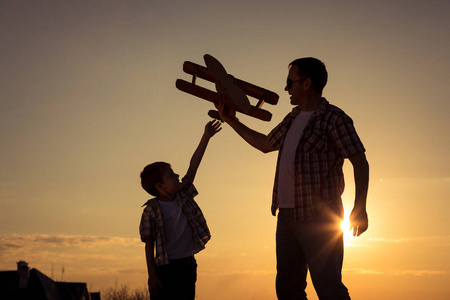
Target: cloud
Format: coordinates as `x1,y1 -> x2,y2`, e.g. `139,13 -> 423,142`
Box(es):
368,235 -> 450,245
0,243 -> 22,250
0,234 -> 141,249
368,237 -> 410,243
201,269 -> 276,276
0,234 -> 144,276
343,268 -> 447,277
341,237 -> 411,248
378,176 -> 450,185
344,268 -> 383,275
391,270 -> 446,276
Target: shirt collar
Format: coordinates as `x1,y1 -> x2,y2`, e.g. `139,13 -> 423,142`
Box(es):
142,198 -> 158,207
292,97 -> 329,115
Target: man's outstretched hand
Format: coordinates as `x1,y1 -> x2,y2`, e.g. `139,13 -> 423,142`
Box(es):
216,102 -> 237,124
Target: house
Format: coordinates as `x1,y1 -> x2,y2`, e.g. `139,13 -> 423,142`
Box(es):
0,261 -> 99,300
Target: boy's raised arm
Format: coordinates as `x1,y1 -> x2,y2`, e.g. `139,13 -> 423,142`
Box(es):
184,120 -> 222,184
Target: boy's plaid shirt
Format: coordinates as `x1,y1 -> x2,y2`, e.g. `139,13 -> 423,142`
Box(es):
268,98 -> 366,221
139,182 -> 211,266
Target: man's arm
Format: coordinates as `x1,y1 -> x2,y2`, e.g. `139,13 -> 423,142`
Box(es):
184,120 -> 222,184
217,102 -> 275,153
348,152 -> 369,236
144,237 -> 162,297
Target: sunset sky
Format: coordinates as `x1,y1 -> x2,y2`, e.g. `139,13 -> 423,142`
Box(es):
1,1 -> 449,299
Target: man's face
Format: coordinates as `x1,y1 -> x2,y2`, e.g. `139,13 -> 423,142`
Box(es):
285,65 -> 307,106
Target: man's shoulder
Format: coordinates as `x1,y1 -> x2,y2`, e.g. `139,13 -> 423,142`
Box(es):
318,101 -> 351,122
327,103 -> 344,113
321,99 -> 345,114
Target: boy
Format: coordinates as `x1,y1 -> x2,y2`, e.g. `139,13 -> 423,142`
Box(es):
139,120 -> 221,300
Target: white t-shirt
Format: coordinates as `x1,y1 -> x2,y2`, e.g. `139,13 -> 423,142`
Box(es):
158,200 -> 197,259
277,110 -> 315,208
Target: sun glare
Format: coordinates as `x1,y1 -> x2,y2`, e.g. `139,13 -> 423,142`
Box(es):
341,211 -> 354,242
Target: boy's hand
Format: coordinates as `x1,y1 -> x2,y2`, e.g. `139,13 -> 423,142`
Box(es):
185,120 -> 221,184
204,120 -> 222,138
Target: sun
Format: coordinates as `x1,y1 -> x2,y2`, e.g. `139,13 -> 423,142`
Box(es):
341,211 -> 354,242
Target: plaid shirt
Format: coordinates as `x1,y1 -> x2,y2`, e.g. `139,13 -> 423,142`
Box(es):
139,181 -> 211,266
268,98 -> 366,220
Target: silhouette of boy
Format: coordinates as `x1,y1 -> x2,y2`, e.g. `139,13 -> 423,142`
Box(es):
139,120 -> 221,300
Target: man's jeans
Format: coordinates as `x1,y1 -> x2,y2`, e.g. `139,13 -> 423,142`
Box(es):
276,208 -> 351,300
153,256 -> 197,300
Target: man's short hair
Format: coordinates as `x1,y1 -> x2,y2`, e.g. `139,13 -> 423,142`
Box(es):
289,57 -> 328,94
140,162 -> 171,196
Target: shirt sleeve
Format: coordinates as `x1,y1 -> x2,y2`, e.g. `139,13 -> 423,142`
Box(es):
329,113 -> 366,158
139,208 -> 156,243
267,123 -> 283,150
268,114 -> 293,150
184,184 -> 198,199
181,176 -> 199,198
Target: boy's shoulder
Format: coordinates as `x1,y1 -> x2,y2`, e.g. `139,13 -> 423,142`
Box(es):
141,182 -> 198,209
142,198 -> 159,209
178,181 -> 198,199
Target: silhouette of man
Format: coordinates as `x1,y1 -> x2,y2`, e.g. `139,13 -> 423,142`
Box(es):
217,57 -> 369,300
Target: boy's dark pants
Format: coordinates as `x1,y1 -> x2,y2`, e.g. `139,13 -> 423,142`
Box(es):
276,207 -> 351,300
153,256 -> 197,300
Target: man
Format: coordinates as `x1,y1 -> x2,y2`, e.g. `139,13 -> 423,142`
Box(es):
217,57 -> 369,300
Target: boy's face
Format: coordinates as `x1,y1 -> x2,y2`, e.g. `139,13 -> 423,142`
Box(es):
158,166 -> 183,195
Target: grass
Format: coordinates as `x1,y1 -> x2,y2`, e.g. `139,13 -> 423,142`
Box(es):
100,285 -> 149,300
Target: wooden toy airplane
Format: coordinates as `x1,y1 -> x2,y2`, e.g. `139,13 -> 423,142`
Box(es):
176,54 -> 279,121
